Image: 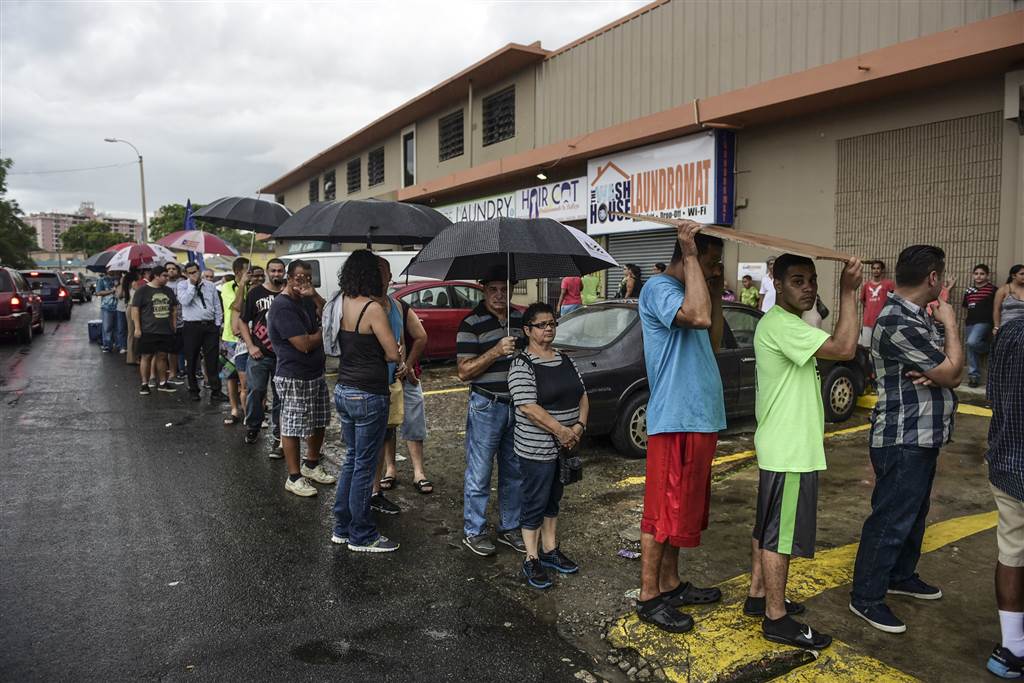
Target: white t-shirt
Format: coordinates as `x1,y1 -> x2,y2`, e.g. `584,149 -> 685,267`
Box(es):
759,276 -> 776,312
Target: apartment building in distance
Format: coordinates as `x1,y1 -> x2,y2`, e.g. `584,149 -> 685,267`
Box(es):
25,201 -> 142,252
261,0 -> 1024,307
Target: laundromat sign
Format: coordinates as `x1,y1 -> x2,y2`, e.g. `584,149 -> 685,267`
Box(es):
437,177 -> 587,223
587,130 -> 735,236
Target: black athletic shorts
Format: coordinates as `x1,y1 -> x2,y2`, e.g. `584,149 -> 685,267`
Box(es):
752,469 -> 819,559
138,333 -> 175,355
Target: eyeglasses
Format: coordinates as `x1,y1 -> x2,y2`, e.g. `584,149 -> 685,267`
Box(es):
527,320 -> 558,330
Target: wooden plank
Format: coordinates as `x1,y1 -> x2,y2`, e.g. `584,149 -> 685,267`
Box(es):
610,212 -> 856,262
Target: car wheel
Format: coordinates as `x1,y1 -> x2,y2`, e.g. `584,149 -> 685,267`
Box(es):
612,390 -> 649,459
33,314 -> 44,334
823,366 -> 857,422
63,304 -> 72,321
17,322 -> 31,344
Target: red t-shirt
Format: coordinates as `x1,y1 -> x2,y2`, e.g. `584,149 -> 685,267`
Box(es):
561,276 -> 583,306
860,279 -> 894,327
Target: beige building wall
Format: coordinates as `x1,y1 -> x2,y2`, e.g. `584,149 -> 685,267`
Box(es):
417,105 -> 473,184
725,75 -> 1011,314
469,70 -> 537,167
536,0 -> 1017,146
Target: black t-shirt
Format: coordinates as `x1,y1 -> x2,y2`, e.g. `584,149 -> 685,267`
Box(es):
267,293 -> 324,380
963,283 -> 997,325
241,285 -> 280,357
131,285 -> 178,335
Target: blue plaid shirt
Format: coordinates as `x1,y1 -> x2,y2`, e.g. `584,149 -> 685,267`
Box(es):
987,319 -> 1024,501
870,293 -> 957,449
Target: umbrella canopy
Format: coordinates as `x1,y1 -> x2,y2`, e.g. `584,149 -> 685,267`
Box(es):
273,199 -> 450,246
402,218 -> 618,281
193,196 -> 291,233
157,230 -> 240,257
84,242 -> 138,272
105,243 -> 179,272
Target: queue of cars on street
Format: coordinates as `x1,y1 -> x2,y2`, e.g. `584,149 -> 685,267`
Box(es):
0,267 -> 94,343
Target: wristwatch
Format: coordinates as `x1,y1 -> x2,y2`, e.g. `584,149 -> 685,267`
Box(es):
572,422 -> 587,433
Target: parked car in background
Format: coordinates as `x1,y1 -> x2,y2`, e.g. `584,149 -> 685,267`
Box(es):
285,251 -> 433,302
60,271 -> 91,303
554,301 -> 870,458
21,270 -> 73,320
0,266 -> 44,343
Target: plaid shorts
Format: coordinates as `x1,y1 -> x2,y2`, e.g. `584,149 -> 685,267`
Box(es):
273,376 -> 331,438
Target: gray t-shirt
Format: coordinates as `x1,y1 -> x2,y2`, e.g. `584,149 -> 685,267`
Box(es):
508,351 -> 584,462
131,284 -> 178,336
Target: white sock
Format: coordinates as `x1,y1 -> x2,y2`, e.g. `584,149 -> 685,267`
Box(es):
999,610 -> 1024,657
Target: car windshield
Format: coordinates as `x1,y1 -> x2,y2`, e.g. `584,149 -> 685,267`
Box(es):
555,306 -> 638,349
0,271 -> 12,292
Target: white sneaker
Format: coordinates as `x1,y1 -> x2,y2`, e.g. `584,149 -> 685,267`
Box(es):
284,476 -> 317,497
330,534 -> 348,545
301,463 -> 337,484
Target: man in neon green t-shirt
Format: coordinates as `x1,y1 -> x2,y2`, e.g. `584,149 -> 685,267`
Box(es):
746,252 -> 862,650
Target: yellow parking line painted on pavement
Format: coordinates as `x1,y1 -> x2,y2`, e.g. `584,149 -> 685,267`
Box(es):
607,510 -> 997,682
857,394 -> 992,417
614,424 -> 871,489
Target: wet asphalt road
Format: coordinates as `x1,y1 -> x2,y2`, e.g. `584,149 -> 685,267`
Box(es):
0,304 -> 586,681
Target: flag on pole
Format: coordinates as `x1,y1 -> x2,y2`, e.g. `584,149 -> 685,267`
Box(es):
184,199 -> 205,270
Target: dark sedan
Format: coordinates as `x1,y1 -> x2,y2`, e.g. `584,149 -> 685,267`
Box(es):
21,270 -> 73,320
0,266 -> 44,343
554,301 -> 869,458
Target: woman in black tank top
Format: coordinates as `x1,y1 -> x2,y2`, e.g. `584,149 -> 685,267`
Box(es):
332,250 -> 401,553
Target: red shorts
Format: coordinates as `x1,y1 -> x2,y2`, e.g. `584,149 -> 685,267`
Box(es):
641,432 -> 718,548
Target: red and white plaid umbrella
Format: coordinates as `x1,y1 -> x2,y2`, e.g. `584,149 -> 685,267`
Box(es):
157,230 -> 239,256
105,243 -> 179,272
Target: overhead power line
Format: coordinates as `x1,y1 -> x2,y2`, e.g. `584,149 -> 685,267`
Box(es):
9,161 -> 138,176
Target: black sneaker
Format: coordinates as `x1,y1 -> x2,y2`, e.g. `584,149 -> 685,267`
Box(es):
523,558 -> 553,589
462,534 -> 497,557
762,614 -> 832,650
539,546 -> 579,574
887,575 -> 942,600
849,602 -> 907,633
743,596 -> 806,617
157,382 -> 176,393
139,383 -> 151,396
370,492 -> 400,515
497,529 -> 526,553
636,595 -> 693,634
988,645 -> 1024,679
244,429 -> 259,445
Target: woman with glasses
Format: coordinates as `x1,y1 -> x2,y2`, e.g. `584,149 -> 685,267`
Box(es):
507,302 -> 589,589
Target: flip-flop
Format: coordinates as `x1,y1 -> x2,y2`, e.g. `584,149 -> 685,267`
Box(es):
223,414 -> 241,426
414,479 -> 434,494
661,582 -> 722,607
379,476 -> 397,491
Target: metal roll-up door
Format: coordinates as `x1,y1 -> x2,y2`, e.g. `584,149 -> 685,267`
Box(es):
605,229 -> 677,298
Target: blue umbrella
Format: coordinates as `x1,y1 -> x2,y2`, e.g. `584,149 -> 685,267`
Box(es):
184,199 -> 204,270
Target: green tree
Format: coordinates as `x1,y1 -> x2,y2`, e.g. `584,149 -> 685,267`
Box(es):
58,220 -> 125,255
148,203 -> 268,253
0,158 -> 37,268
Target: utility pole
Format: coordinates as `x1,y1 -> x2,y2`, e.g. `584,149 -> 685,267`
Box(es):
104,138 -> 148,242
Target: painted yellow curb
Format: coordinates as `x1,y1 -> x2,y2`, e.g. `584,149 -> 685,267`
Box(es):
857,393 -> 992,417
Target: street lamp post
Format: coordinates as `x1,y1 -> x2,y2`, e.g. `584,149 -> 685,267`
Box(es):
104,138 -> 148,243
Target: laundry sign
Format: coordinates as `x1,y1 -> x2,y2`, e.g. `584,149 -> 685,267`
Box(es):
437,177 -> 587,223
587,131 -> 735,236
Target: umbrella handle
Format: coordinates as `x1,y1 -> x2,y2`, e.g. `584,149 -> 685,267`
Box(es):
506,252 -> 510,336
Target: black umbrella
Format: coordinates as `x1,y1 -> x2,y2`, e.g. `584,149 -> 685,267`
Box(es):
402,217 -> 619,327
272,199 -> 450,247
193,196 -> 292,233
84,251 -> 114,273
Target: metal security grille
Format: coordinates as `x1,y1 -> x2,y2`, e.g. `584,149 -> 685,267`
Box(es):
347,158 -> 361,194
835,112 -> 1002,326
482,86 -> 515,147
605,229 -> 678,298
308,178 -> 318,203
323,170 -> 336,201
368,147 -> 385,187
438,109 -> 464,161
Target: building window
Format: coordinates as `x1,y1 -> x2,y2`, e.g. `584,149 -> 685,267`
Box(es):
275,194 -> 285,207
438,109 -> 464,161
323,170 -> 336,201
308,178 -> 319,203
482,86 -> 515,147
368,147 -> 385,187
346,158 -> 361,194
402,129 -> 415,188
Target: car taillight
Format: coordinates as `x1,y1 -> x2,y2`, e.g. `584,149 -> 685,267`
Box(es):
10,295 -> 22,309
58,288 -> 68,298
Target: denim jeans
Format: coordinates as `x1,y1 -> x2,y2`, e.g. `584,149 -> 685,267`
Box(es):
245,354 -> 280,437
965,322 -> 992,379
333,385 -> 389,546
100,308 -> 118,350
115,311 -> 127,351
463,392 -> 522,538
851,444 -> 939,607
560,304 -> 582,316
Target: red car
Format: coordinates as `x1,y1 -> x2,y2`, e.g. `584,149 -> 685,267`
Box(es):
0,266 -> 45,343
388,280 -> 525,360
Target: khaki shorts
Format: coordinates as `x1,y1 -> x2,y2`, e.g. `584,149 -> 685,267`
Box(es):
992,483 -> 1024,567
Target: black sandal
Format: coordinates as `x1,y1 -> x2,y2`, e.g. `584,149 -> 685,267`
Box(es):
223,413 -> 241,426
379,475 -> 396,491
414,479 -> 434,494
661,582 -> 722,608
636,596 -> 693,634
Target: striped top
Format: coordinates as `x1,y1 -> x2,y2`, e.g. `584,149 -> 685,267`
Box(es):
987,319 -> 1024,501
508,351 -> 585,462
456,302 -> 525,395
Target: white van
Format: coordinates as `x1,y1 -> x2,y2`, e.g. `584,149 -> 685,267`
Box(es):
283,251 -> 434,301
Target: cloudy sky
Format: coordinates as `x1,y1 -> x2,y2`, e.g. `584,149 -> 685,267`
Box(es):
2,0 -> 643,221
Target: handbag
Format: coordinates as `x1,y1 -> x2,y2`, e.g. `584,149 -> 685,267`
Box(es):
387,379 -> 405,427
555,439 -> 583,486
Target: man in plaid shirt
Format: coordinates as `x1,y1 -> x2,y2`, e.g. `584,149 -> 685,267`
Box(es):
850,245 -> 964,634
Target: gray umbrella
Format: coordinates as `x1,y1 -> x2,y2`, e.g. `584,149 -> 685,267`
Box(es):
272,199 -> 450,247
193,196 -> 292,233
